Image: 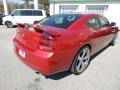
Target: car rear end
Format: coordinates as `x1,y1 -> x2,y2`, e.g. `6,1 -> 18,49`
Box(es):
13,24 -> 61,75
13,14 -> 82,75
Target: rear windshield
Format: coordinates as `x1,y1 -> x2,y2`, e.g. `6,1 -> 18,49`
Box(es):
40,14 -> 81,28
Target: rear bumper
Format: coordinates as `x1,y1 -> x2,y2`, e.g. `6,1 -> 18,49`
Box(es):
13,38 -> 73,75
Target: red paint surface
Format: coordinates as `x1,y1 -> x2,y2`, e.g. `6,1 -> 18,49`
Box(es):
13,14 -> 119,75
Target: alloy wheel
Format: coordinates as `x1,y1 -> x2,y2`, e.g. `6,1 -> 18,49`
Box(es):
71,46 -> 91,75
76,47 -> 90,73
6,21 -> 13,28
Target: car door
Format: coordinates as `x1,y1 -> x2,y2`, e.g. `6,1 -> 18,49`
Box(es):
20,10 -> 33,24
88,17 -> 107,55
10,10 -> 21,24
98,16 -> 115,46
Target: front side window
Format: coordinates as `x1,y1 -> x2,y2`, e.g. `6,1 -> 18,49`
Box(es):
20,10 -> 32,16
88,17 -> 101,30
40,14 -> 81,29
98,17 -> 110,27
11,10 -> 20,16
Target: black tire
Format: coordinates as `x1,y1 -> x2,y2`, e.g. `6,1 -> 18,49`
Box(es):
6,21 -> 13,28
110,38 -> 115,46
71,46 -> 91,75
109,34 -> 118,46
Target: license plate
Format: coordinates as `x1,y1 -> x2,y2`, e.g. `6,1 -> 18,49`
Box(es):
19,49 -> 25,58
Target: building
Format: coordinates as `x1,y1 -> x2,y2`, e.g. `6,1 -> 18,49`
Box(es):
2,0 -> 120,26
2,0 -> 49,15
49,0 -> 120,26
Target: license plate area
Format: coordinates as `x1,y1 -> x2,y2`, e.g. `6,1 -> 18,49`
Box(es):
19,49 -> 25,58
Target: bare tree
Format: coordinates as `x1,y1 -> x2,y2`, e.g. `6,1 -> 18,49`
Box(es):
22,0 -> 33,8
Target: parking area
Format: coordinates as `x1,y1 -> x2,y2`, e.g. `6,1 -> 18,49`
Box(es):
0,25 -> 120,90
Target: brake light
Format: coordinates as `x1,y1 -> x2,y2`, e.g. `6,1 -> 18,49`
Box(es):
38,33 -> 54,51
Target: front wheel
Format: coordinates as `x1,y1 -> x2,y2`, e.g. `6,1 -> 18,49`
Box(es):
110,38 -> 116,46
71,46 -> 91,75
6,21 -> 13,28
110,33 -> 118,46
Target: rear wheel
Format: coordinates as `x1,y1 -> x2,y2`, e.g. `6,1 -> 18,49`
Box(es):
6,21 -> 13,28
71,46 -> 91,75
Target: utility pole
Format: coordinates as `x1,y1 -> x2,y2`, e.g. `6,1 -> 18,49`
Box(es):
34,0 -> 38,9
3,0 -> 9,15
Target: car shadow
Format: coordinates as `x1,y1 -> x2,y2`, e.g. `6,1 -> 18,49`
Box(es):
45,70 -> 72,80
44,45 -> 110,80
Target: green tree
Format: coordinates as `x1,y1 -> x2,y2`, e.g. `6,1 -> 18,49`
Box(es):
22,0 -> 32,8
0,0 -> 3,13
0,4 -> 4,13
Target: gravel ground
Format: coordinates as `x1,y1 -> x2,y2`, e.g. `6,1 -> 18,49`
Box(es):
0,25 -> 120,90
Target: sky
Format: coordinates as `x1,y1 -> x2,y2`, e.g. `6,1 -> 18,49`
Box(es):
8,0 -> 24,3
9,0 -> 33,3
0,0 -> 32,5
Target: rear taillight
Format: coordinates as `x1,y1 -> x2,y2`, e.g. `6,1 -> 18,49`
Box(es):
38,33 -> 54,51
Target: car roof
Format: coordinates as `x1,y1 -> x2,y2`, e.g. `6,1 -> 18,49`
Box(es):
60,13 -> 99,16
55,13 -> 100,21
14,9 -> 44,11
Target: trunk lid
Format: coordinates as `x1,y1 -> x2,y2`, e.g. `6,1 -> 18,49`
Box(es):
16,27 -> 40,50
15,24 -> 65,50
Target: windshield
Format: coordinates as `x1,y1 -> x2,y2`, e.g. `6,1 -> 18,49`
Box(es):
40,14 -> 81,29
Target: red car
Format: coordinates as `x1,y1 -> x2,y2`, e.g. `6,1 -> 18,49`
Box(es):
13,14 -> 119,75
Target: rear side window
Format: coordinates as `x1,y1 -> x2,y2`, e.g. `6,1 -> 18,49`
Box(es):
20,10 -> 32,16
88,17 -> 101,30
33,11 -> 43,16
98,17 -> 110,27
40,14 -> 81,29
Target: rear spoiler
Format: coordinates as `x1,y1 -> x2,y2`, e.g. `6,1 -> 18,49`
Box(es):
17,23 -> 61,37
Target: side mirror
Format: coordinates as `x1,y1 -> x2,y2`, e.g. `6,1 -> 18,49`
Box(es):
111,22 -> 116,26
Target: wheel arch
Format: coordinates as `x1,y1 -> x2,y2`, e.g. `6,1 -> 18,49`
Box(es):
5,21 -> 11,25
69,43 -> 92,70
83,44 -> 91,52
76,43 -> 92,54
5,21 -> 8,25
